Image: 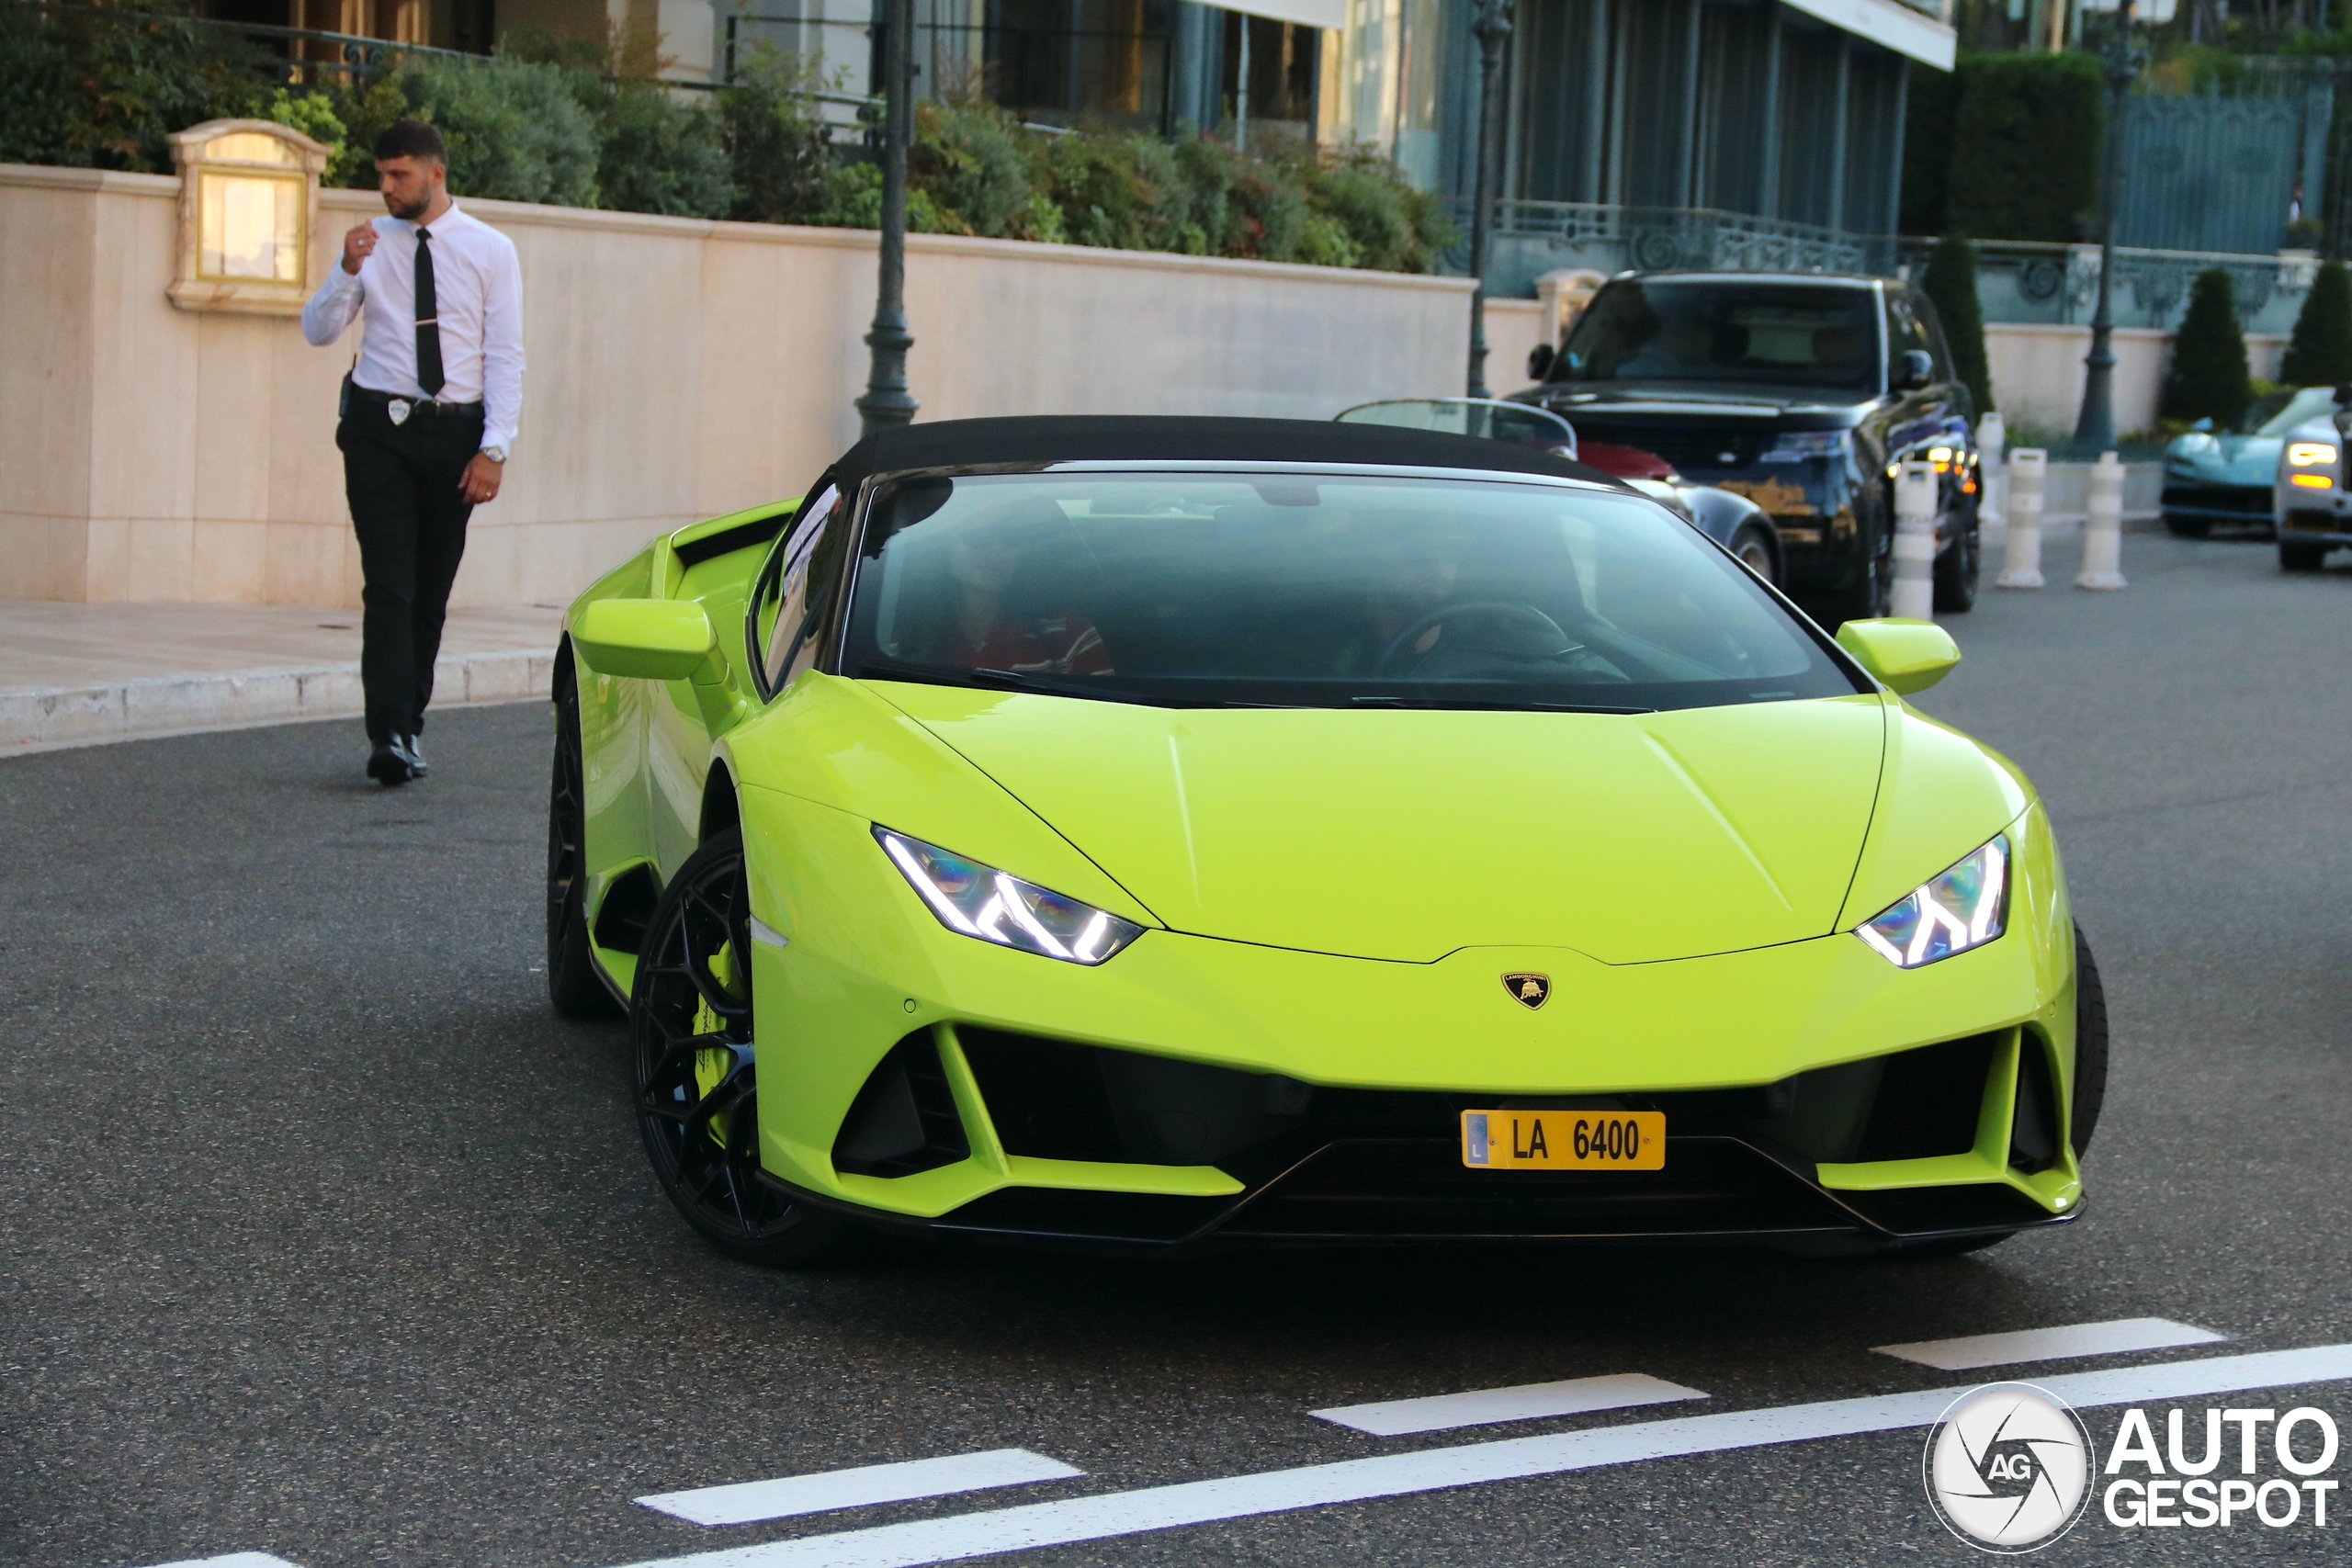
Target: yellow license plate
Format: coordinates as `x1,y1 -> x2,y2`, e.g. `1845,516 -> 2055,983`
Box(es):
1460,1110 -> 1665,1170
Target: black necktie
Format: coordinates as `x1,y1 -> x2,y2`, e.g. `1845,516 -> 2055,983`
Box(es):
413,228 -> 445,400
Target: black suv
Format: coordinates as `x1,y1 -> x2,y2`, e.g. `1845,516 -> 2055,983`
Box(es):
1512,272 -> 1981,622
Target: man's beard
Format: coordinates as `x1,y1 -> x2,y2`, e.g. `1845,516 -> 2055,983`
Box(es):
385,189 -> 432,221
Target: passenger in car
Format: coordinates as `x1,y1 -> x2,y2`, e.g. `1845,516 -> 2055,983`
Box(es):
891,502 -> 1113,676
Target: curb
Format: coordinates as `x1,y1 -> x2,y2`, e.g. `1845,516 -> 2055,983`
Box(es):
0,647 -> 555,754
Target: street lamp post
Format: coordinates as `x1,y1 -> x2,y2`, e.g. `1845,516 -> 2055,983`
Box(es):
2073,0 -> 2142,453
1464,0 -> 1514,400
856,0 -> 918,435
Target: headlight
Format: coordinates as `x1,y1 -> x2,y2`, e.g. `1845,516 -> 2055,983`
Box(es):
875,827 -> 1145,965
2289,442 -> 2339,467
1762,430 -> 1849,462
1855,835 -> 2009,969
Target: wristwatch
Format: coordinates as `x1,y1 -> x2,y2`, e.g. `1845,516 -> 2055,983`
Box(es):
481,445 -> 508,464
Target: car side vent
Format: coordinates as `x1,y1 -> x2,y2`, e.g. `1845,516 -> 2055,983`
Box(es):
592,863 -> 662,955
2007,1032 -> 2063,1175
1852,1032 -> 1999,1163
832,1031 -> 970,1179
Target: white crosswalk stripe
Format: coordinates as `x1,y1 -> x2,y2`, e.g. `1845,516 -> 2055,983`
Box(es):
1872,1316 -> 2224,1370
1313,1371 -> 1707,1436
637,1450 -> 1085,1528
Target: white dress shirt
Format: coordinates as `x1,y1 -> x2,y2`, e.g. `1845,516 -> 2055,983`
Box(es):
302,200 -> 526,456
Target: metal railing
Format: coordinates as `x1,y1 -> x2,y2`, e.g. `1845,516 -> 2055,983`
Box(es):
1457,199 -> 1897,289
33,4 -> 475,85
1893,236 -> 2317,333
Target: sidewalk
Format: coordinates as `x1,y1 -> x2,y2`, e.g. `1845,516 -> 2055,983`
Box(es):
1,600 -> 562,754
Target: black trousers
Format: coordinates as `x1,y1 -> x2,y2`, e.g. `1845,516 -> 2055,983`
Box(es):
337,397 -> 482,746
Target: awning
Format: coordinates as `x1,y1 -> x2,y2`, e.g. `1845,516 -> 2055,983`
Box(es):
1780,0 -> 1959,71
1218,0 -> 1347,32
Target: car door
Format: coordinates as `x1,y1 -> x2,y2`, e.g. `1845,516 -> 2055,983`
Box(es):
1882,289 -> 1973,538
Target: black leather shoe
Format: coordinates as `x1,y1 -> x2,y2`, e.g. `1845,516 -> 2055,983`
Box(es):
394,733 -> 428,778
367,742 -> 414,785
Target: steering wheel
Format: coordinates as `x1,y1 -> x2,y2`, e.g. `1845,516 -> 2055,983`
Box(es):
1374,601 -> 1576,675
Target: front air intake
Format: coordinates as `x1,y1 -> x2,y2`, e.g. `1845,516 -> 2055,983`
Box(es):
831,1031 -> 970,1178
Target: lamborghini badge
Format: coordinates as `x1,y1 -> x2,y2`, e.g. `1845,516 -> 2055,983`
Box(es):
1503,973 -> 1550,1010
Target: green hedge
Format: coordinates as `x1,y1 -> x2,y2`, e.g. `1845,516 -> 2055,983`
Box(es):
0,0 -> 1447,274
2161,268 -> 2254,425
1903,51 -> 2104,243
2281,260 -> 2352,387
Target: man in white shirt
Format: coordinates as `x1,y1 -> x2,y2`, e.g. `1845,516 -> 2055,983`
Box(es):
302,120 -> 524,785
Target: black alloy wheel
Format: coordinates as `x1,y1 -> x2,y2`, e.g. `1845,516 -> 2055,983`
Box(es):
1931,508 -> 1981,613
548,659 -> 621,1020
1728,523 -> 1778,586
631,827 -> 854,1267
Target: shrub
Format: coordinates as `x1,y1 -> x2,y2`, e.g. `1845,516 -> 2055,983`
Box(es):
1945,52 -> 2103,243
263,89 -> 356,185
399,55 -> 599,208
327,74 -> 415,188
579,81 -> 734,218
2161,268 -> 2254,426
0,0 -> 266,173
718,75 -> 834,224
808,161 -> 950,234
913,100 -> 1046,238
2280,260 -> 2352,388
1919,233 -> 1993,413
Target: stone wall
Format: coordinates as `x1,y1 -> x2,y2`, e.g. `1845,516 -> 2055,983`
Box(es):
0,164 -> 1477,609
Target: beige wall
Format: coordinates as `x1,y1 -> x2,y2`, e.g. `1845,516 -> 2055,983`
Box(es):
1,164 -> 1476,609
1984,322 -> 2289,436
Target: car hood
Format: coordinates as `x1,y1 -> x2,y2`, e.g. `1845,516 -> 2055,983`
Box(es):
1517,383 -> 1873,422
867,684 -> 1891,964
2166,433 -> 2280,485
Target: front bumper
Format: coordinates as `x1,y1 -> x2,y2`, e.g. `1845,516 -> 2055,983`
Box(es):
2278,490 -> 2352,548
737,790 -> 2084,1254
2162,479 -> 2273,524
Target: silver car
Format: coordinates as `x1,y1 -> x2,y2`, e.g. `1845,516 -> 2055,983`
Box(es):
2272,391 -> 2351,571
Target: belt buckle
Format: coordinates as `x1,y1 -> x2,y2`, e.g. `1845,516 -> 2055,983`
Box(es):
387,398 -> 413,426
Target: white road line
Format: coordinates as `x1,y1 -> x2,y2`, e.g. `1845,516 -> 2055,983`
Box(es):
611,1343 -> 2352,1568
637,1450 -> 1085,1528
1874,1316 -> 2225,1371
139,1556 -> 306,1568
1314,1372 -> 1708,1436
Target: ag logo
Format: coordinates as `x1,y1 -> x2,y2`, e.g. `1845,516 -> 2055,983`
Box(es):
1501,973 -> 1550,1010
1923,1382 -> 2093,1552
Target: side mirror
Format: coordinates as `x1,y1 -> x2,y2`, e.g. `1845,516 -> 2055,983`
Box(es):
1836,617 -> 1961,696
571,598 -> 719,682
1894,349 -> 1934,392
1527,342 -> 1556,380
2190,417 -> 2213,433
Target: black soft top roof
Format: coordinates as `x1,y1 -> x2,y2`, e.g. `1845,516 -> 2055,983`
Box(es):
813,415 -> 1617,494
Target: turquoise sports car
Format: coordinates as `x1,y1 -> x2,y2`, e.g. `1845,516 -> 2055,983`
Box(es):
2162,386 -> 2338,536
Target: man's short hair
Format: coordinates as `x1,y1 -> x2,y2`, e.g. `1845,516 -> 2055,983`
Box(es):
374,120 -> 447,166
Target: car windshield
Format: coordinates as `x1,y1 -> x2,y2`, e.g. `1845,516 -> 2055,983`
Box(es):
2245,386 -> 2339,435
1548,281 -> 1880,392
842,469 -> 1859,712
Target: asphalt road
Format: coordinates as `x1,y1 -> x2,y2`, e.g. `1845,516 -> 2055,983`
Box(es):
6,530 -> 2350,1568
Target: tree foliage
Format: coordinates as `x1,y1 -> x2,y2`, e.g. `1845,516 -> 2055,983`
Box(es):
2162,267 -> 2254,426
0,0 -> 266,173
2280,260 -> 2352,388
1906,51 -> 2104,243
1920,233 -> 1994,414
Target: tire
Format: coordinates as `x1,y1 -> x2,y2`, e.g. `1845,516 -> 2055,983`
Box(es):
2163,512 -> 2212,538
2069,920 -> 2109,1159
1728,523 -> 1778,586
548,660 -> 622,1021
2280,539 -> 2329,571
1932,510 -> 1981,614
631,827 -> 857,1268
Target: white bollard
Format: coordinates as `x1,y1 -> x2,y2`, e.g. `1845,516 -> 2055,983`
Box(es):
2075,449 -> 2128,590
1976,412 -> 2007,547
1890,458 -> 1939,619
1998,448 -> 2047,589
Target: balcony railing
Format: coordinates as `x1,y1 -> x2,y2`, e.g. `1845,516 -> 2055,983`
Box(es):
1455,200 -> 1898,293
1892,236 -> 2317,333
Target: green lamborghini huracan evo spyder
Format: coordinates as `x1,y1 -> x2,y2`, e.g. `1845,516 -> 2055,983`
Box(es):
549,416 -> 2107,1265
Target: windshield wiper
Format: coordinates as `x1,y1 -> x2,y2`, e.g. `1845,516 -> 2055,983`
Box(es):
1347,694 -> 1655,714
